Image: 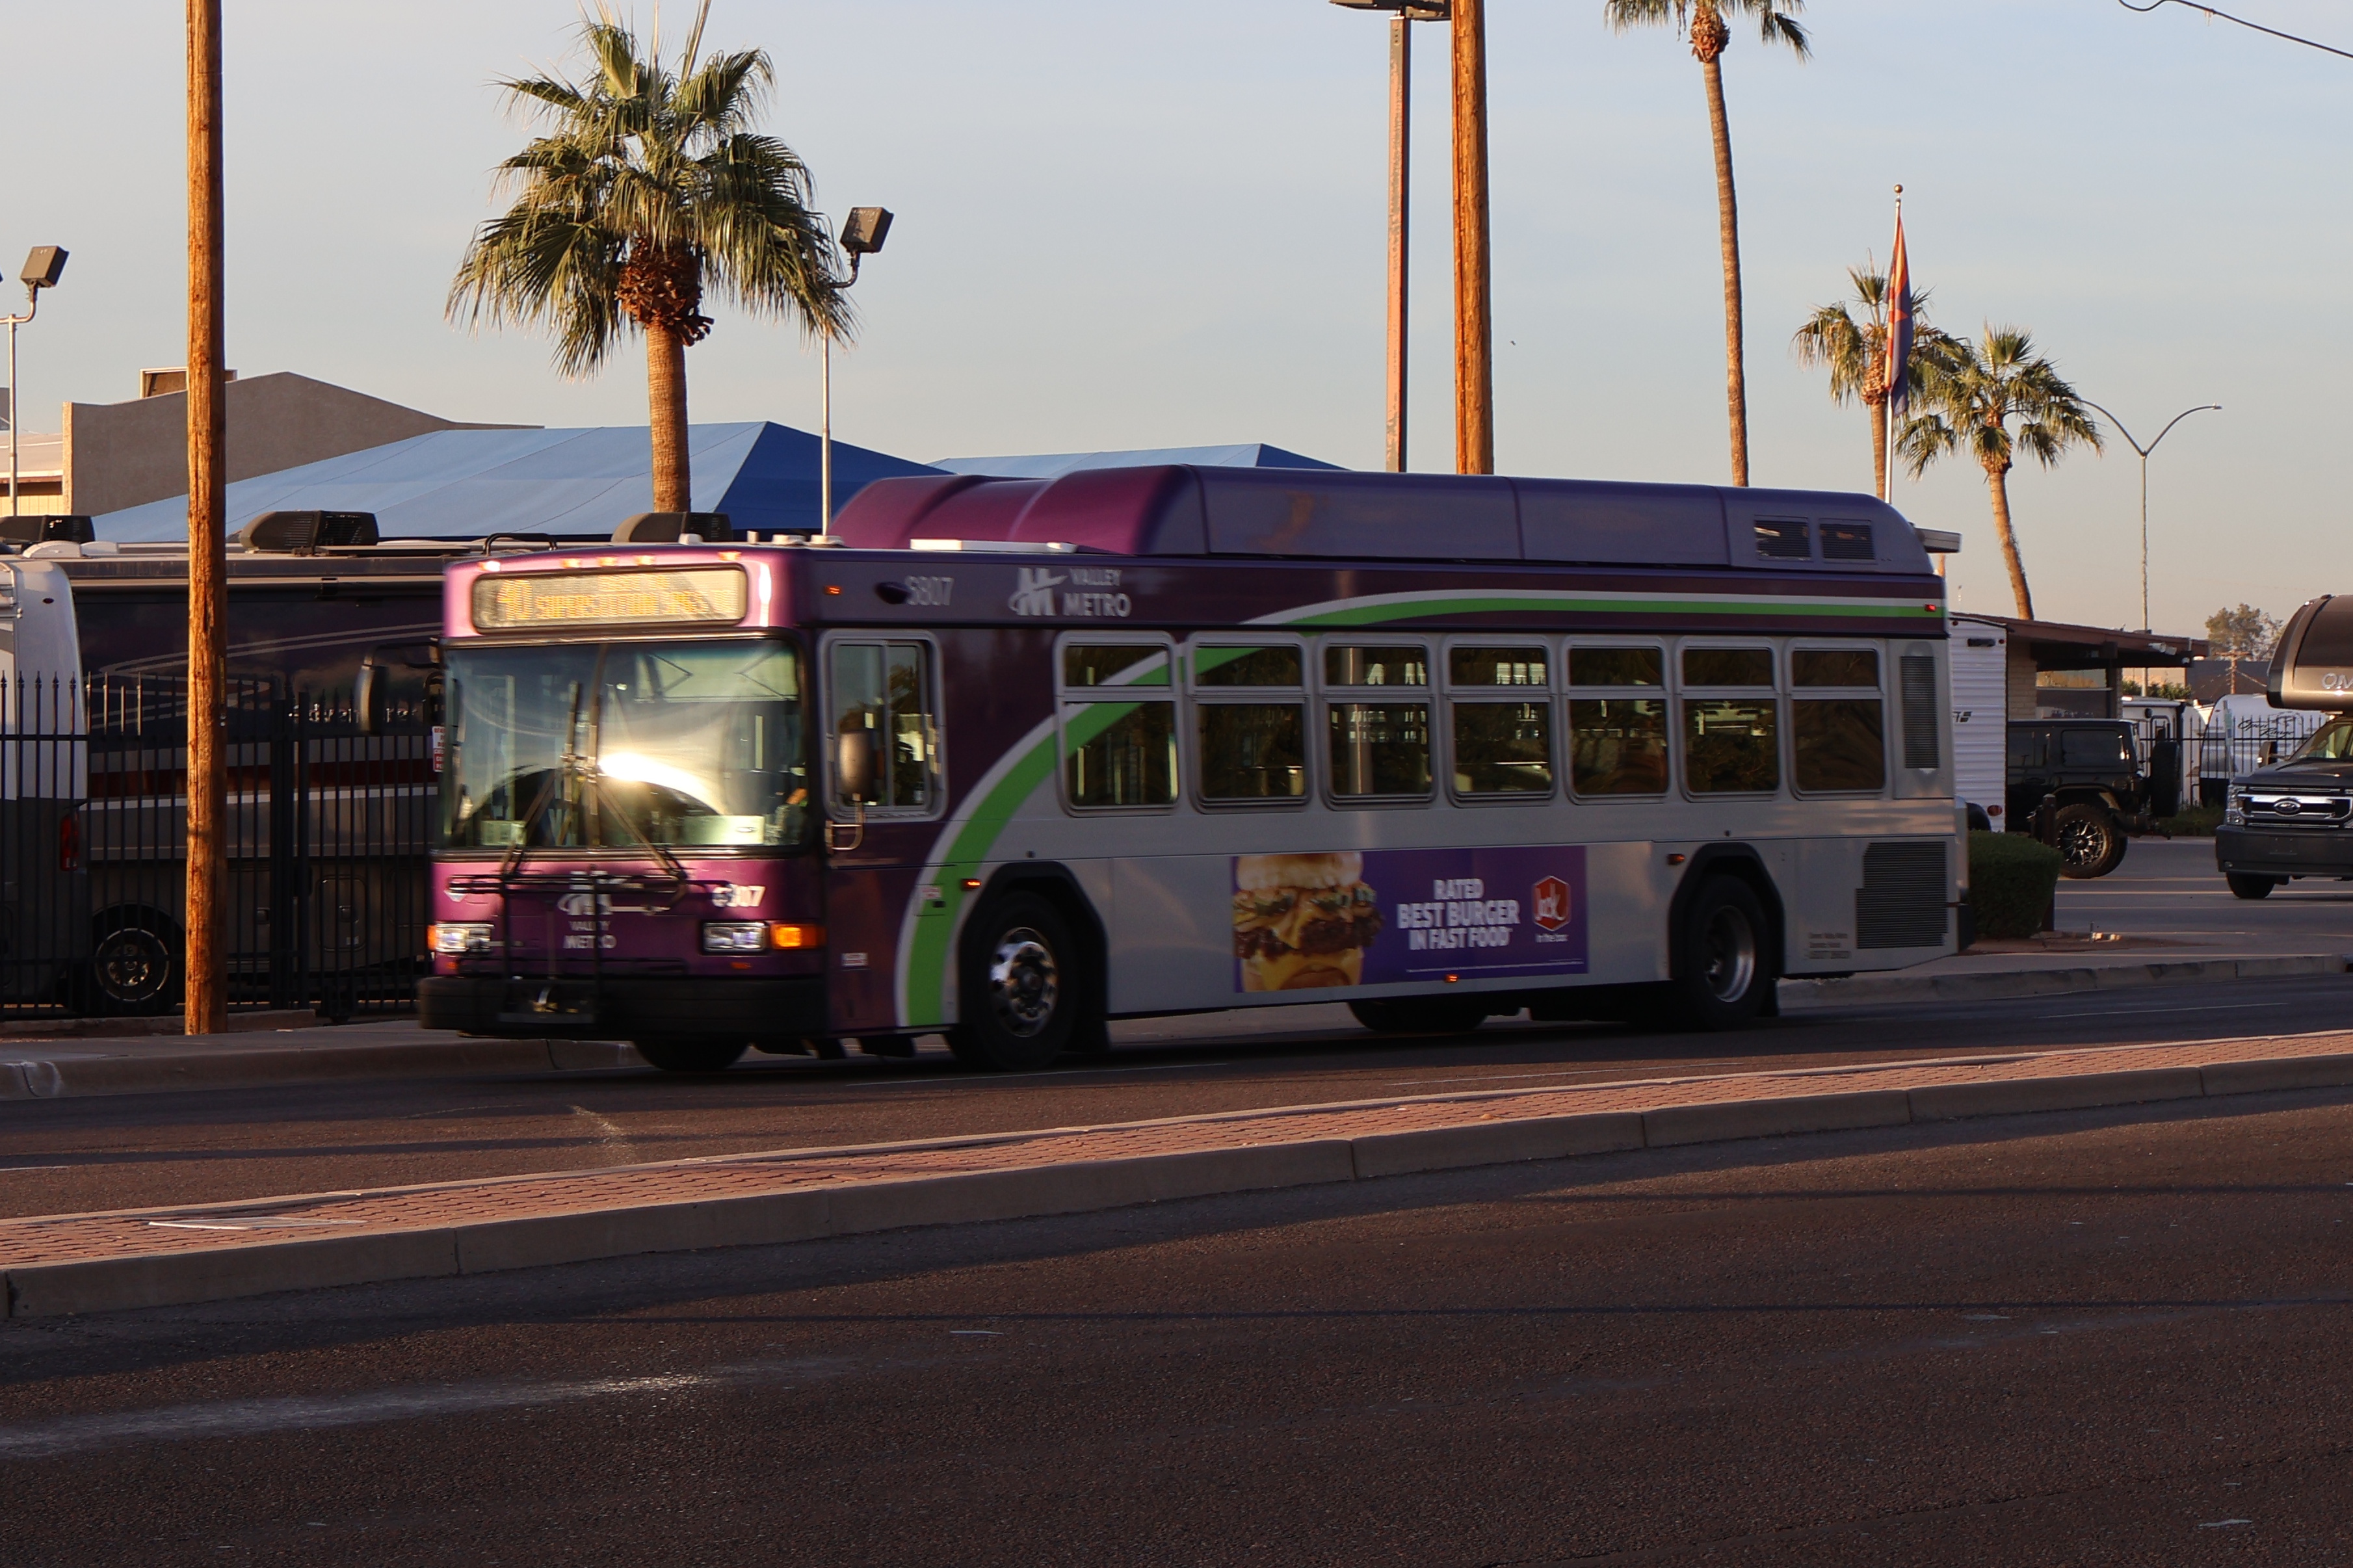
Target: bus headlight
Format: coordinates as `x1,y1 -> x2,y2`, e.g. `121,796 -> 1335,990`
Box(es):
702,922 -> 768,952
429,922 -> 493,954
703,921 -> 826,952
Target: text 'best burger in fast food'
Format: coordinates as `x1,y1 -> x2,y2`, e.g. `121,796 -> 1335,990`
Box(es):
1232,852 -> 1384,991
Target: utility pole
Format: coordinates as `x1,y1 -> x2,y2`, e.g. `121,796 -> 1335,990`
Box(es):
186,0 -> 228,1034
1384,11 -> 1412,471
1451,0 -> 1492,475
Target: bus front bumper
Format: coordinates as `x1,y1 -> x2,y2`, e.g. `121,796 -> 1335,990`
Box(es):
417,974 -> 828,1041
2215,826 -> 2353,878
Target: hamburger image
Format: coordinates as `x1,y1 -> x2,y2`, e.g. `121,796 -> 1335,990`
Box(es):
1233,852 -> 1384,991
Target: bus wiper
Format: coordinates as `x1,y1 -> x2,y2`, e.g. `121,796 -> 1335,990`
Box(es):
499,681 -> 583,883
576,672 -> 688,889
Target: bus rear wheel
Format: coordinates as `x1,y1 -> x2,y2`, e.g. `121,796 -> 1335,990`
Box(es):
633,1038 -> 748,1073
948,892 -> 1084,1071
1661,877 -> 1773,1031
1348,999 -> 1489,1036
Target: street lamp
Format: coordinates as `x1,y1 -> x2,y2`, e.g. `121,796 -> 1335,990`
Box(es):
2081,399 -> 2220,633
1331,1 -> 1448,473
821,206 -> 893,530
5,246 -> 68,518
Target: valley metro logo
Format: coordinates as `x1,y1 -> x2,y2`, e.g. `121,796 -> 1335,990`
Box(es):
1008,567 -> 1068,616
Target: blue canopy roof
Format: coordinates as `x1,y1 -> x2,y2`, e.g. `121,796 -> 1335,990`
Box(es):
930,443 -> 1342,479
96,421 -> 941,542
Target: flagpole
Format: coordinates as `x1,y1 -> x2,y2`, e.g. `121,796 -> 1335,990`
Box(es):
1881,183 -> 1902,505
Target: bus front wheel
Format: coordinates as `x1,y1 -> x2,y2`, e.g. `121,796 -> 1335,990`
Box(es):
1663,877 -> 1773,1031
949,892 -> 1085,1071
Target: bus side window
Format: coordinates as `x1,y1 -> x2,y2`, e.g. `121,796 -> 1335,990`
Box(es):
831,640 -> 936,811
1194,642 -> 1307,802
1060,641 -> 1177,809
1790,646 -> 1886,794
1324,643 -> 1431,800
1567,644 -> 1667,796
1680,645 -> 1780,795
1448,644 -> 1553,796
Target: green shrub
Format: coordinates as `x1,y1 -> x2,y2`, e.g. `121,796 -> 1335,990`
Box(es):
2157,804 -> 2222,837
1967,831 -> 2061,939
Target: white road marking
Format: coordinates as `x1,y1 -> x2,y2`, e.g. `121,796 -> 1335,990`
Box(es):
0,1373 -> 717,1459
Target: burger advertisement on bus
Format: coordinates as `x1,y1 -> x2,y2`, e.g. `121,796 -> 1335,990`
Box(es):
1231,847 -> 1589,993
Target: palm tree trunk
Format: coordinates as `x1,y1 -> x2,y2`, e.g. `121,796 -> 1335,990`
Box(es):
1699,54 -> 1747,488
1869,399 -> 1887,500
647,324 -> 691,514
1986,462 -> 2033,620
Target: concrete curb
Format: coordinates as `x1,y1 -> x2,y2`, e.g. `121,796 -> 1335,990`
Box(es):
1779,954 -> 2351,1012
10,1049 -> 2352,1320
0,1038 -> 640,1101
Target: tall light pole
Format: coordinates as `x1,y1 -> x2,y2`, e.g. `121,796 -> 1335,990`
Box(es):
2081,399 -> 2220,633
187,0 -> 228,1035
1451,0 -> 1492,475
1331,1 -> 1448,473
821,206 -> 891,531
5,248 -> 68,518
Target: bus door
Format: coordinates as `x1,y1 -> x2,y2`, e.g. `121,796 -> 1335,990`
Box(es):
822,636 -> 944,1036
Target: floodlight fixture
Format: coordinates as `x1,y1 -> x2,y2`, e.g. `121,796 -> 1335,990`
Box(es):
1329,1 -> 1449,19
841,207 -> 893,257
21,247 -> 67,292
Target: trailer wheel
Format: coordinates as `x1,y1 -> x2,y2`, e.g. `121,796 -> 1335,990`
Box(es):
633,1038 -> 748,1073
2054,804 -> 2127,879
947,892 -> 1083,1071
1347,999 -> 1490,1035
86,911 -> 181,1016
2226,873 -> 2280,900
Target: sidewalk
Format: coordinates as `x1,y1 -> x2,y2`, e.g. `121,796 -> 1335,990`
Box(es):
7,1028 -> 2351,1319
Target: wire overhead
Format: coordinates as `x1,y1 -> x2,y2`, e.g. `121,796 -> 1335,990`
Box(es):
2117,0 -> 2353,61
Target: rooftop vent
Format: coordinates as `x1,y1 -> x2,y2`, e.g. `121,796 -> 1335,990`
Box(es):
0,514 -> 94,547
612,511 -> 735,543
240,510 -> 379,554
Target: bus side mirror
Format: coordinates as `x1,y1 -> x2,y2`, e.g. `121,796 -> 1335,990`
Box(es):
836,727 -> 876,804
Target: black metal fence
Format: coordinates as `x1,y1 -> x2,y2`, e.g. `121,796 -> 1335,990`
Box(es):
0,675 -> 430,1022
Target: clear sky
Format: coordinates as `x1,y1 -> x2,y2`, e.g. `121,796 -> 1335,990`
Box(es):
5,1 -> 2343,636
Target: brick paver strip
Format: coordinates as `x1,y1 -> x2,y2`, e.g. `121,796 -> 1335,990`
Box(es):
8,1030 -> 2353,1283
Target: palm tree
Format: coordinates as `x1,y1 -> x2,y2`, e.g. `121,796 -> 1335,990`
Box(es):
1605,1 -> 1809,488
449,3 -> 847,513
1790,266 -> 1952,497
1896,327 -> 2103,621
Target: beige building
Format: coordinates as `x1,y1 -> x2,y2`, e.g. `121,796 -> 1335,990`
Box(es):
10,371 -> 529,519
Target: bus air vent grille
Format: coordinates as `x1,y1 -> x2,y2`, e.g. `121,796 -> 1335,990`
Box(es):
1856,841 -> 1948,949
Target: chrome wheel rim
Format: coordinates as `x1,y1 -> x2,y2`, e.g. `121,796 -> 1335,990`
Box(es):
2058,819 -> 2106,865
96,930 -> 170,1006
986,927 -> 1059,1038
1700,906 -> 1756,1004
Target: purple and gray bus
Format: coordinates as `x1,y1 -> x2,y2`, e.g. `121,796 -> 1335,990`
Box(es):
419,466 -> 1958,1073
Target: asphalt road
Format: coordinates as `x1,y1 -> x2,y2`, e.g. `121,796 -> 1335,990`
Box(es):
7,1089 -> 2353,1564
2058,836 -> 2353,943
5,970 -> 2352,1221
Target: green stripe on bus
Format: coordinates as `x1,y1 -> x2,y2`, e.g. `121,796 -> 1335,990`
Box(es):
899,724 -> 1062,1027
1270,594 -> 1940,628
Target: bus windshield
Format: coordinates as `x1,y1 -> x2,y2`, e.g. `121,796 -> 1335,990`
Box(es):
440,638 -> 809,851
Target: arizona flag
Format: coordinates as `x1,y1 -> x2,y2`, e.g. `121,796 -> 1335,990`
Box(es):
1885,207 -> 1914,417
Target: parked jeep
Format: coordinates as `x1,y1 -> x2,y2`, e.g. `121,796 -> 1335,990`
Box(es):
2006,720 -> 2153,879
